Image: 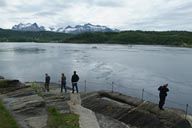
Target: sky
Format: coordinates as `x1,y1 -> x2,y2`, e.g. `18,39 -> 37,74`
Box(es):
1,0 -> 192,31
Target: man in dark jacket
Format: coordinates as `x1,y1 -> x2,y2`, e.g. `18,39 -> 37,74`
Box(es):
45,73 -> 50,92
71,71 -> 79,93
158,83 -> 169,110
61,73 -> 67,93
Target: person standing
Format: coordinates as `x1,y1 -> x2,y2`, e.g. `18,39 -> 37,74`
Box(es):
71,71 -> 79,93
45,73 -> 50,92
61,73 -> 67,93
158,83 -> 169,110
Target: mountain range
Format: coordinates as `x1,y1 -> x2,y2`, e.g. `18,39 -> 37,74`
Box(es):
12,23 -> 45,31
11,23 -> 119,34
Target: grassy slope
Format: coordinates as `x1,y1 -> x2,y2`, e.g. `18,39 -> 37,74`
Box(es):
48,106 -> 80,128
0,100 -> 19,128
0,80 -> 10,94
0,80 -> 8,87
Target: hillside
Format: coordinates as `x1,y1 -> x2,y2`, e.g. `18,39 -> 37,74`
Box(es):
0,29 -> 192,47
0,29 -> 70,42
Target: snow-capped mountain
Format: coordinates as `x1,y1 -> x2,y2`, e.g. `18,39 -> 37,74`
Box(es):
57,23 -> 118,34
44,26 -> 58,32
12,23 -> 45,31
11,23 -> 119,34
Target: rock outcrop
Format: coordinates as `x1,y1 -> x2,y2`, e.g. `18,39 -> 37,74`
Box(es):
1,85 -> 47,128
0,78 -> 192,128
81,91 -> 192,128
0,79 -> 25,94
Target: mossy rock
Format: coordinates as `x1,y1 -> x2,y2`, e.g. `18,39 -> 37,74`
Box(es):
0,80 -> 9,87
0,79 -> 23,94
0,80 -> 20,88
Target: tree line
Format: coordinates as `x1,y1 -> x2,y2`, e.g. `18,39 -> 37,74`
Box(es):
0,29 -> 192,47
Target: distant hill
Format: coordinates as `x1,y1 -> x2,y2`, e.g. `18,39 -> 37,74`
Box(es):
0,28 -> 69,42
0,28 -> 192,47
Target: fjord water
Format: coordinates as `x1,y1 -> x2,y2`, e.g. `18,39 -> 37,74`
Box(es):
0,43 -> 192,112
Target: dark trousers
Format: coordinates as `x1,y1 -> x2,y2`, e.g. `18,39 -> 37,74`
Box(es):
72,82 -> 78,93
61,81 -> 67,92
44,83 -> 49,92
159,96 -> 166,109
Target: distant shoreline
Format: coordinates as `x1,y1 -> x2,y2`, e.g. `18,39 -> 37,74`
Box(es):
1,29 -> 192,47
1,41 -> 192,49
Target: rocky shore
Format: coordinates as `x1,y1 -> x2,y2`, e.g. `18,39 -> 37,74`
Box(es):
0,77 -> 192,128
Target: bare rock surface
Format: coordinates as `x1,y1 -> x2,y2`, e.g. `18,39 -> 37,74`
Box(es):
25,115 -> 47,128
81,91 -> 192,128
0,81 -> 74,128
4,94 -> 45,114
2,86 -> 47,128
95,113 -> 131,128
1,79 -> 191,128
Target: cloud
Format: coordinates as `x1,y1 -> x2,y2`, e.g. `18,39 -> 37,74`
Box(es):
34,11 -> 58,17
116,0 -> 192,31
45,0 -> 125,7
0,0 -> 6,7
1,0 -> 192,31
83,0 -> 125,7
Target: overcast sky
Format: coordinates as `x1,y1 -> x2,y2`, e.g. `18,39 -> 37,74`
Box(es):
1,0 -> 192,31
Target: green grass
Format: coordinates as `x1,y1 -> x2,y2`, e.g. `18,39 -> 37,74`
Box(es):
0,100 -> 19,128
0,80 -> 10,94
48,106 -> 80,128
26,82 -> 41,96
0,80 -> 9,87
